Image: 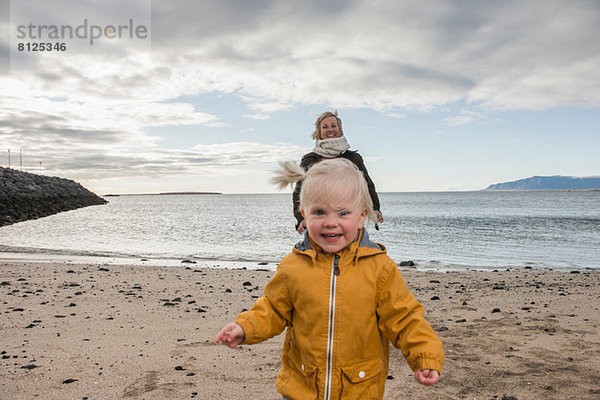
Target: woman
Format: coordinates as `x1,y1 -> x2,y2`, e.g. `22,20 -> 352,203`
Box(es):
292,110 -> 384,233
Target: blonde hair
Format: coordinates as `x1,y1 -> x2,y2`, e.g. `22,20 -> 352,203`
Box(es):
311,110 -> 344,140
271,158 -> 376,225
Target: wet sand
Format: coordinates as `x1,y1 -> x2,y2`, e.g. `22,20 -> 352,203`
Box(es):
1,260 -> 599,399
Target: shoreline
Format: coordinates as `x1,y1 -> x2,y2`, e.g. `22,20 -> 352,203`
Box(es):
1,259 -> 599,399
0,251 -> 281,271
0,250 -> 594,273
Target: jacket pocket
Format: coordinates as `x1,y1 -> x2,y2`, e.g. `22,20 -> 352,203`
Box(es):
340,357 -> 384,400
277,355 -> 319,399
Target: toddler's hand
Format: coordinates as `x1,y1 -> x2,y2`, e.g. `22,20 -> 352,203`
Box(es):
414,368 -> 439,386
215,322 -> 245,348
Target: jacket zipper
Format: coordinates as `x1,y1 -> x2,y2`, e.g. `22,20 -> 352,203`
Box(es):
324,253 -> 340,400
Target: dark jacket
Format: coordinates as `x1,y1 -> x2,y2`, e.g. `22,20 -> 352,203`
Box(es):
292,150 -> 381,229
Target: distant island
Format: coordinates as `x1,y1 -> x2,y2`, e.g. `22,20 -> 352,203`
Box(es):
484,175 -> 600,191
105,191 -> 221,197
159,191 -> 221,195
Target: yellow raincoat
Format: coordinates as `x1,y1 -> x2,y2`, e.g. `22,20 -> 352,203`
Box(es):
235,230 -> 444,399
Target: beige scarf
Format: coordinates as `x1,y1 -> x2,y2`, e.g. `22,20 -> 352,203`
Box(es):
312,136 -> 350,158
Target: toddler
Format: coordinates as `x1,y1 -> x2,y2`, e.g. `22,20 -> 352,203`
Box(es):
216,158 -> 444,399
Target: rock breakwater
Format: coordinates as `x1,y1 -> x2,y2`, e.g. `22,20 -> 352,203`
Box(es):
0,167 -> 107,227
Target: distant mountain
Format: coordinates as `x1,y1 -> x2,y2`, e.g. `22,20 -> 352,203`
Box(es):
484,175 -> 600,191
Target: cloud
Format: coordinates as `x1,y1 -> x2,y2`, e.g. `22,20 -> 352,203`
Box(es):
4,1 -> 600,113
445,115 -> 475,127
10,138 -> 309,180
242,113 -> 271,120
145,0 -> 600,112
1,0 -> 599,186
444,110 -> 492,127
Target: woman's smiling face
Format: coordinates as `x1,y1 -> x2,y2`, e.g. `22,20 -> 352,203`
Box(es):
319,116 -> 341,140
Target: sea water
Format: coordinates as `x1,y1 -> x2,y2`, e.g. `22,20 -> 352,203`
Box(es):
0,191 -> 598,270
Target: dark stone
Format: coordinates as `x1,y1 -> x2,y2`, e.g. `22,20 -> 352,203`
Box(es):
242,281 -> 252,286
62,378 -> 78,384
21,364 -> 38,370
257,262 -> 268,265
502,396 -> 517,400
398,261 -> 415,267
0,166 -> 107,227
492,308 -> 501,313
431,296 -> 440,301
175,365 -> 185,371
181,259 -> 197,264
386,375 -> 394,380
224,288 -> 232,293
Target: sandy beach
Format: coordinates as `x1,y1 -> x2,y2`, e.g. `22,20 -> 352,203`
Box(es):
1,260 -> 599,400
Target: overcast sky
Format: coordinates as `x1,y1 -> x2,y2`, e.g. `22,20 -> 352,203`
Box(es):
1,0 -> 599,194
